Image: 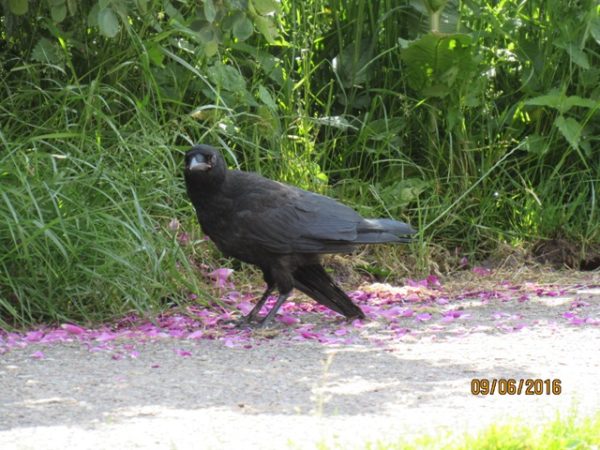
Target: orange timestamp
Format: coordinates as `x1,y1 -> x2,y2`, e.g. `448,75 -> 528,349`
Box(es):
471,378 -> 562,396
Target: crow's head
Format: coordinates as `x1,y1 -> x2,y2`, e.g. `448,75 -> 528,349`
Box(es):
184,144 -> 227,190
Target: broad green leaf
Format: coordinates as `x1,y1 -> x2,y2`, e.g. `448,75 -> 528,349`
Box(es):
204,0 -> 216,23
31,37 -> 62,65
197,24 -> 215,43
257,85 -> 277,110
233,15 -> 254,41
8,0 -> 28,15
66,0 -> 77,15
523,134 -> 549,156
590,16 -> 600,45
525,91 -> 598,114
203,40 -> 219,58
332,38 -> 375,88
554,116 -> 582,149
251,0 -> 279,15
87,2 -> 99,26
253,15 -> 278,43
146,42 -> 164,67
98,7 -> 120,38
51,4 -> 67,22
401,33 -> 476,96
208,63 -> 246,92
555,42 -> 590,69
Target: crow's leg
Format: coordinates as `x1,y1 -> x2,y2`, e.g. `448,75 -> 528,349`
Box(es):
258,291 -> 291,328
236,284 -> 274,327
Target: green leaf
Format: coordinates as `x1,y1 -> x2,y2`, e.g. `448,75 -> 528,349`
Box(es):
204,0 -> 217,23
251,0 -> 279,15
313,116 -> 357,131
8,0 -> 28,15
87,2 -> 99,26
590,16 -> 600,45
555,42 -> 590,69
401,33 -> 476,97
98,8 -> 120,38
66,0 -> 77,15
554,116 -> 582,149
208,63 -> 246,92
332,38 -> 375,88
31,37 -> 63,65
233,15 -> 254,41
253,15 -> 278,43
50,4 -> 67,22
257,85 -> 277,110
146,42 -> 164,67
204,40 -> 219,57
525,91 -> 598,114
523,134 -> 549,156
197,24 -> 215,43
136,0 -> 148,14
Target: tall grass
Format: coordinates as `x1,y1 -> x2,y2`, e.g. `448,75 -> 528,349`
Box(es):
0,68 -> 204,327
1,0 -> 599,325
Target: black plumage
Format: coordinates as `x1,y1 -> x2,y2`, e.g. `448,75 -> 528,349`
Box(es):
184,144 -> 416,326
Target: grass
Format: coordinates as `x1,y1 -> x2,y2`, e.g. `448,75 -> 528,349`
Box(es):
1,0 -> 599,326
311,411 -> 600,449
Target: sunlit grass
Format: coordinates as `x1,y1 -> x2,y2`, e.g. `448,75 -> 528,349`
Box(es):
311,411 -> 600,449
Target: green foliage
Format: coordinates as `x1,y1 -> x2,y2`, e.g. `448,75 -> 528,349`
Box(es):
314,411 -> 600,449
1,0 -> 600,325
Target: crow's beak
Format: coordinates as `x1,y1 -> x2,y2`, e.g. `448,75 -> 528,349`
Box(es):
188,154 -> 212,172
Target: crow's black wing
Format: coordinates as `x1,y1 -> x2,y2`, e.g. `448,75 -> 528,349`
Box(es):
228,172 -> 413,254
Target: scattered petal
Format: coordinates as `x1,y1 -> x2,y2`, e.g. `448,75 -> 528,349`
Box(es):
415,312 -> 432,322
472,266 -> 491,276
61,323 -> 86,335
31,350 -> 45,360
208,268 -> 234,288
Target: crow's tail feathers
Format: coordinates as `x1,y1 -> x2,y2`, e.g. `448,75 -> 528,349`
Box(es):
355,218 -> 417,244
293,265 -> 365,320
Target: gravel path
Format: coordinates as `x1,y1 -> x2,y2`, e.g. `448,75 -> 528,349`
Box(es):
1,282 -> 599,449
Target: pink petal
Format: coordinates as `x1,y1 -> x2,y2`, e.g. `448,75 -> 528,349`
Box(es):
25,331 -> 45,342
174,348 -> 192,357
187,330 -> 204,339
400,309 -> 415,317
569,317 -> 586,326
95,331 -> 117,342
31,351 -> 45,360
415,312 -> 432,322
472,266 -> 491,276
277,314 -> 300,326
426,275 -> 441,287
61,323 -> 85,335
208,268 -> 234,288
168,218 -> 180,231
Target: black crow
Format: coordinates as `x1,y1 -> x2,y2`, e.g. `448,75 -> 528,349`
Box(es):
184,144 -> 416,326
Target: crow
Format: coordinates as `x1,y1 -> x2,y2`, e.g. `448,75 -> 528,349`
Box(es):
184,144 -> 416,326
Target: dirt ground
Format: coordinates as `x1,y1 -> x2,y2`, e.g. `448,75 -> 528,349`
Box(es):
1,271 -> 599,449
